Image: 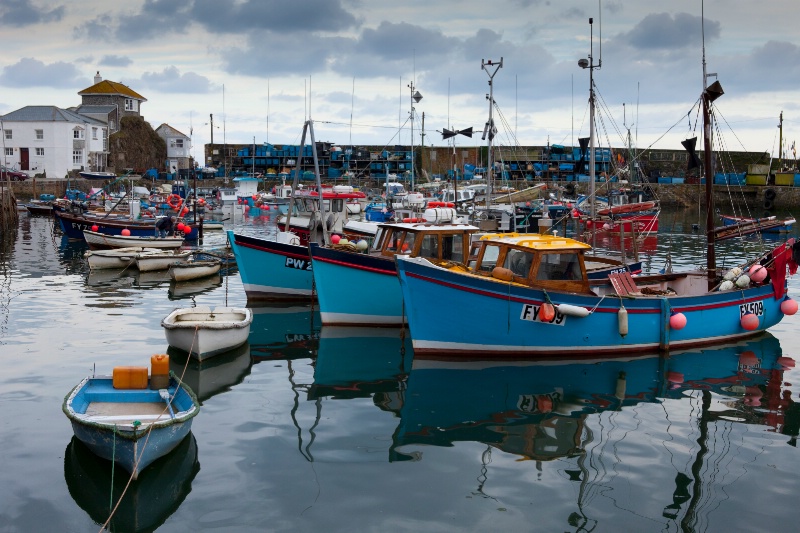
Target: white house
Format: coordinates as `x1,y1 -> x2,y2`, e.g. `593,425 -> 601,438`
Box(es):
155,123 -> 192,174
0,106 -> 108,178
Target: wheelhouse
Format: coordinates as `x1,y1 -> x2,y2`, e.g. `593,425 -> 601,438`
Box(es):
371,223 -> 477,262
467,233 -> 593,294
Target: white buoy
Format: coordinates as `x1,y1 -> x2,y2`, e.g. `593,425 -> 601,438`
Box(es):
618,306 -> 629,337
719,280 -> 734,291
557,303 -> 590,317
735,274 -> 751,288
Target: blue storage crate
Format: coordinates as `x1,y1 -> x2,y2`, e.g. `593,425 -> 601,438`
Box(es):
672,177 -> 684,184
658,177 -> 671,184
794,174 -> 800,187
728,172 -> 746,185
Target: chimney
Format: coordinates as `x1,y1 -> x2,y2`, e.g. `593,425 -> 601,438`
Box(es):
94,71 -> 102,84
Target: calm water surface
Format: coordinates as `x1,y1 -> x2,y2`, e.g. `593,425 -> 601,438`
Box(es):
1,207 -> 800,532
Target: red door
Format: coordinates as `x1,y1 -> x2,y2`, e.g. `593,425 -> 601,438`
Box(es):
20,148 -> 29,170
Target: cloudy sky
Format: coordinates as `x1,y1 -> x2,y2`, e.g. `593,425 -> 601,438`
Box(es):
1,0 -> 798,164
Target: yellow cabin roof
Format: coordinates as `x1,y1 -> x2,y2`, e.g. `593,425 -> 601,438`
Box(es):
478,232 -> 592,251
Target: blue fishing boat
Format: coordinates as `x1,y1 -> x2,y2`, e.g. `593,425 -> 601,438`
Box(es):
228,230 -> 316,300
62,370 -> 200,480
395,233 -> 798,357
717,214 -> 796,239
309,216 -> 478,326
54,208 -> 199,241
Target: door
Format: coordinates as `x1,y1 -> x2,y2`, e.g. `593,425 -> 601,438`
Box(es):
20,148 -> 29,170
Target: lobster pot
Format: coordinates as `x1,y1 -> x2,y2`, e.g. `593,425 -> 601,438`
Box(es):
423,207 -> 457,223
129,199 -> 141,219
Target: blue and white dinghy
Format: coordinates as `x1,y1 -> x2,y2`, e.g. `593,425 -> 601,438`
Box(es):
63,366 -> 199,479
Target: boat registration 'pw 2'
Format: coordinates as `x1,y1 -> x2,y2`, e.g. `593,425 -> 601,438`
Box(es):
286,257 -> 311,270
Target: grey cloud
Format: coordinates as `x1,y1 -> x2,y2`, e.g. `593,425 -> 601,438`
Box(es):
100,55 -> 133,67
622,12 -> 718,50
0,0 -> 65,26
190,0 -> 360,33
0,57 -> 87,89
136,66 -> 216,94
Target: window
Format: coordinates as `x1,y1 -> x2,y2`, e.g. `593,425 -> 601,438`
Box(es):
73,129 -> 84,139
73,150 -> 83,165
504,249 -> 535,278
536,253 -> 581,281
36,148 -> 44,156
109,120 -> 116,131
441,234 -> 465,262
419,234 -> 440,259
124,98 -> 136,111
35,129 -> 43,140
174,139 -> 183,148
476,244 -> 501,273
4,130 -> 11,140
4,148 -> 12,156
92,127 -> 98,140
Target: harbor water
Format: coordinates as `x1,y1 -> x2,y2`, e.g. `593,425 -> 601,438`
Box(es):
2,207 -> 800,532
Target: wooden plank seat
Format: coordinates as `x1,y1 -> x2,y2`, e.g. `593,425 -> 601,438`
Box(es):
608,271 -> 641,296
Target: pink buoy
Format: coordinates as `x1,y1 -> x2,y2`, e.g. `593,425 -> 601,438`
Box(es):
331,234 -> 341,244
91,225 -> 99,232
780,298 -> 798,315
121,229 -> 131,236
740,313 -> 759,331
749,264 -> 767,283
669,312 -> 687,330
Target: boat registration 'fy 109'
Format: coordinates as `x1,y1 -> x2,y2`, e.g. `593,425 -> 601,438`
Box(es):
520,303 -> 567,325
739,301 -> 764,317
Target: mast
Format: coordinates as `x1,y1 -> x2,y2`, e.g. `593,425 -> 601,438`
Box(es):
578,17 -> 601,221
482,58 -> 503,202
701,1 -> 724,285
408,82 -> 422,191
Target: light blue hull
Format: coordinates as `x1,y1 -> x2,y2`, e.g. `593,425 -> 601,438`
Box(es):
396,256 -> 789,357
309,244 -> 404,325
63,375 -> 199,479
227,230 -> 313,300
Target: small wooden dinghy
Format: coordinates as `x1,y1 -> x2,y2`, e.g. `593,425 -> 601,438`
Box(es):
83,229 -> 185,251
135,249 -> 192,272
162,306 -> 253,360
62,365 -> 199,480
169,259 -> 221,282
85,247 -> 157,270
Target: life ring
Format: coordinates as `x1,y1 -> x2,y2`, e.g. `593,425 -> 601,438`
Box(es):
764,188 -> 776,200
402,217 -> 425,223
427,201 -> 453,208
166,194 -> 182,210
764,199 -> 774,210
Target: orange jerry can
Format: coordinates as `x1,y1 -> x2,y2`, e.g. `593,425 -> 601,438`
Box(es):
150,354 -> 170,390
112,366 -> 149,389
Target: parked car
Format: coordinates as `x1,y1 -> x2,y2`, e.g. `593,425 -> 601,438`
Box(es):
1,166 -> 28,181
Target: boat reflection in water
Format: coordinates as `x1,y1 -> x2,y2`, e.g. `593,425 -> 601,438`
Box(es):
390,333 -> 796,526
167,276 -> 223,301
395,333 -> 791,457
64,433 -> 199,533
248,303 -> 321,361
168,342 -> 252,404
309,326 -> 413,399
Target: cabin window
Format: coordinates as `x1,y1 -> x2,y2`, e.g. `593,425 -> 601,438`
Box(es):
418,234 -> 440,259
536,253 -> 581,281
387,231 -> 415,254
504,249 -> 535,278
331,199 -> 344,213
477,244 -> 501,273
441,234 -> 465,262
371,228 -> 387,252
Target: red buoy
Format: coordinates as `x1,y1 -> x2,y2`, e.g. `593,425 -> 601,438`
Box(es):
121,229 -> 131,236
740,313 -> 759,331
